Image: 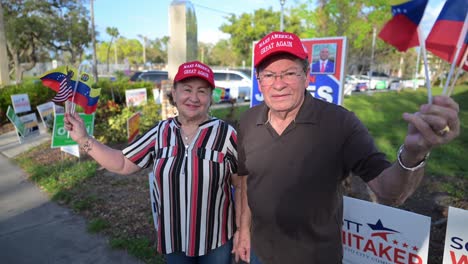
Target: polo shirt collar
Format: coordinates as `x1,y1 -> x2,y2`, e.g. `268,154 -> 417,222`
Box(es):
255,92 -> 319,125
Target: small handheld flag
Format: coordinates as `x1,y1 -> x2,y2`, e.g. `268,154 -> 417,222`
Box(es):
426,0 -> 468,71
52,69 -> 74,103
378,0 -> 428,52
40,66 -> 101,114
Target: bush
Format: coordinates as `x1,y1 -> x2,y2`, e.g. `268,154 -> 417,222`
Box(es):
1,76 -> 162,145
94,100 -> 161,144
0,81 -> 55,124
97,78 -> 156,106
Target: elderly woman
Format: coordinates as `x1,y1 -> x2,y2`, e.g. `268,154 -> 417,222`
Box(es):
64,61 -> 241,264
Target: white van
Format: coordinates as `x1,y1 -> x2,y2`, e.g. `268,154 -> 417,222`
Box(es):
213,69 -> 252,102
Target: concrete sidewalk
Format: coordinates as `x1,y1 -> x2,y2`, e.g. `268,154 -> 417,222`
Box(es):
0,130 -> 143,264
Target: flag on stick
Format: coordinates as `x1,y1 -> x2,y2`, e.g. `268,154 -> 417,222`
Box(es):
425,0 -> 468,71
378,0 -> 429,52
40,66 -> 101,114
52,69 -> 73,103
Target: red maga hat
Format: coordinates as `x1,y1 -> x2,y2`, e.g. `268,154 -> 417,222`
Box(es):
174,61 -> 215,88
254,31 -> 308,67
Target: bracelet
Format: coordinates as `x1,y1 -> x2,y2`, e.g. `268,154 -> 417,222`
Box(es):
397,144 -> 430,171
80,136 -> 94,153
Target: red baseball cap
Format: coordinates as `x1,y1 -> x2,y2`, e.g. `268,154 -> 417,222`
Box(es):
254,31 -> 308,67
174,61 -> 215,88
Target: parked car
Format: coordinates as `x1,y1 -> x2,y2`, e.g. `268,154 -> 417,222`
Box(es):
213,69 -> 252,102
129,70 -> 234,103
366,71 -> 400,89
136,71 -> 169,87
346,75 -> 369,92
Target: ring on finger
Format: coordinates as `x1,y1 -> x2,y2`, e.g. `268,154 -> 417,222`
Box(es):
437,125 -> 450,136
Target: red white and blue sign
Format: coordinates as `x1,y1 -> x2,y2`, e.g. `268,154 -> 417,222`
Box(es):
343,196 -> 431,264
443,207 -> 468,264
250,36 -> 347,107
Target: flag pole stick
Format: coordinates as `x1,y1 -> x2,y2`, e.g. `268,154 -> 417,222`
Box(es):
417,27 -> 432,104
443,13 -> 468,95
413,47 -> 421,90
70,64 -> 83,114
448,47 -> 468,96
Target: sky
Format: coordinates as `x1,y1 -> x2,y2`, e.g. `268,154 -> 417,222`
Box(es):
93,0 -> 445,44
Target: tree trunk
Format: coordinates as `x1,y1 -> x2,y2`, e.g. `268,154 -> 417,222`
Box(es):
106,37 -> 113,73
12,51 -> 22,83
0,2 -> 10,86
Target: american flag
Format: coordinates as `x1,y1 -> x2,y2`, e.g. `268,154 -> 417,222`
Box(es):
52,71 -> 73,103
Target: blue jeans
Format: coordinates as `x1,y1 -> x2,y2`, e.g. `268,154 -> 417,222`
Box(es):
249,251 -> 262,264
165,239 -> 233,264
234,251 -> 262,264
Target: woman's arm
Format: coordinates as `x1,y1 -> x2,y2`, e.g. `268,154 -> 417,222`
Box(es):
65,112 -> 141,175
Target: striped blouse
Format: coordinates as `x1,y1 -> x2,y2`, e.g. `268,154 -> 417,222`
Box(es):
122,117 -> 238,257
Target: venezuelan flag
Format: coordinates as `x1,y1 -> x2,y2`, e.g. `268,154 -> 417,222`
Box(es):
40,66 -> 101,114
378,0 -> 428,52
426,0 -> 468,71
40,66 -> 76,92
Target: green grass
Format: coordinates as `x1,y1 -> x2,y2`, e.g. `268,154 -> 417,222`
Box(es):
110,237 -> 164,264
211,104 -> 249,121
87,218 -> 111,233
15,153 -> 97,200
72,195 -> 98,211
344,86 -> 468,177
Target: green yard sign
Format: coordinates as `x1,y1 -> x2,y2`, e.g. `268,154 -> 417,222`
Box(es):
212,87 -> 222,103
51,113 -> 94,148
6,105 -> 26,136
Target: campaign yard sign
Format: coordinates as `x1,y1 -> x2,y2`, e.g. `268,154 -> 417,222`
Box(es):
250,36 -> 347,107
343,196 -> 431,264
11,93 -> 31,113
153,88 -> 161,104
443,207 -> 468,264
6,106 -> 26,136
51,113 -> 94,148
148,171 -> 159,231
127,112 -> 141,143
20,113 -> 40,137
60,145 -> 80,158
36,102 -> 55,129
305,37 -> 347,105
126,88 -> 148,107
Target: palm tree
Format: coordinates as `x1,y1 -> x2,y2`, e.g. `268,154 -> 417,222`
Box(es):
90,0 -> 98,82
106,27 -> 119,73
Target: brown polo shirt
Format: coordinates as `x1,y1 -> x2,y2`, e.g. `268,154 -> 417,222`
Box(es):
238,93 -> 391,264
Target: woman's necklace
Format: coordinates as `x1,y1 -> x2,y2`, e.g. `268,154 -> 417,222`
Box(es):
181,128 -> 198,145
180,115 -> 210,144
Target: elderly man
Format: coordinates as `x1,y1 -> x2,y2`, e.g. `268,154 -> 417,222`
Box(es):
234,31 -> 460,264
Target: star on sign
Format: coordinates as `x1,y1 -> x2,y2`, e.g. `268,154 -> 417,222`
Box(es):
367,219 -> 399,242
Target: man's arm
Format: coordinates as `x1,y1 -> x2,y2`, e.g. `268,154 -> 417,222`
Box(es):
367,146 -> 427,205
368,95 -> 460,206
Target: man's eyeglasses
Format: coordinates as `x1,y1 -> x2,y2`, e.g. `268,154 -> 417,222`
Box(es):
257,71 -> 303,86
